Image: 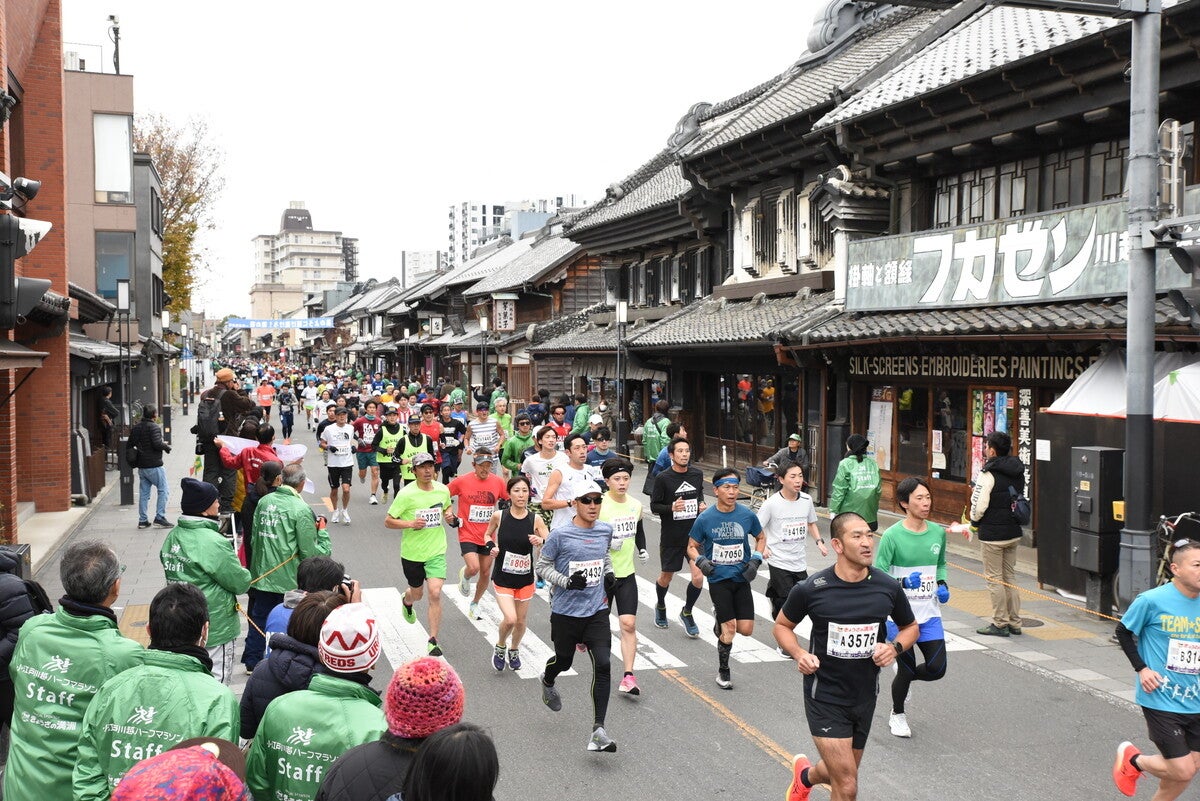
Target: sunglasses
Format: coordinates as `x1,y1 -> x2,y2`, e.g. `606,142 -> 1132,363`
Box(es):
576,495 -> 603,505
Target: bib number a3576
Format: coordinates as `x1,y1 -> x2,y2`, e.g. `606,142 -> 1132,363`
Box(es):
827,621 -> 877,659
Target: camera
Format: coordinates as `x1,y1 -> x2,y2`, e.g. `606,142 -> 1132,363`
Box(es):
340,574 -> 354,596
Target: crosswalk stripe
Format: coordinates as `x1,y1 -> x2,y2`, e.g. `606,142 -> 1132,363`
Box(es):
443,585 -> 574,680
362,586 -> 434,667
607,610 -> 687,670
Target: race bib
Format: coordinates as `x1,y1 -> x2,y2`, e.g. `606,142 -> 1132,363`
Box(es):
1168,638 -> 1200,674
892,564 -> 936,602
711,541 -> 744,566
416,508 -> 442,528
444,438 -> 459,448
780,522 -> 805,543
610,515 -> 637,550
468,504 -> 494,523
568,558 -> 604,587
502,551 -> 532,575
584,465 -> 604,481
673,498 -> 699,520
827,622 -> 878,659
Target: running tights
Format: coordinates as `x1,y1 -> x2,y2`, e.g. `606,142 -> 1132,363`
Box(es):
544,639 -> 612,727
892,638 -> 946,714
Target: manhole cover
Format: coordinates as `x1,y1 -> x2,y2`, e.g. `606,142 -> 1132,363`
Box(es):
1018,617 -> 1045,628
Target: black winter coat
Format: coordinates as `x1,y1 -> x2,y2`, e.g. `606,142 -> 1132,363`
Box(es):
316,733 -> 421,801
129,419 -> 170,468
239,632 -> 324,740
0,547 -> 52,682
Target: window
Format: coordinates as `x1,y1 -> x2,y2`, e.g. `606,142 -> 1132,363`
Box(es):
152,274 -> 164,317
150,189 -> 164,237
933,389 -> 970,482
95,231 -> 134,299
93,114 -> 133,203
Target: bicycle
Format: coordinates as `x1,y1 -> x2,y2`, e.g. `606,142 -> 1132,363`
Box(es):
744,465 -> 778,511
1155,511 -> 1200,585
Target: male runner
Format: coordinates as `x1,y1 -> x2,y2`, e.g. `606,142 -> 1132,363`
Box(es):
437,404 -> 467,484
463,402 -> 505,475
521,425 -> 568,528
448,449 -> 508,619
397,414 -> 437,487
598,458 -> 649,695
758,462 -> 826,624
535,480 -> 617,753
1113,540 -> 1200,798
687,468 -> 765,689
320,407 -> 355,524
384,451 -> 455,656
353,400 -> 382,504
542,433 -> 593,532
874,476 -> 949,738
648,437 -> 706,636
776,512 -> 918,801
372,405 -> 404,501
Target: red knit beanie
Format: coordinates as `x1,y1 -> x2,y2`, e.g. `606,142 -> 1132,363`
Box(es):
383,657 -> 465,738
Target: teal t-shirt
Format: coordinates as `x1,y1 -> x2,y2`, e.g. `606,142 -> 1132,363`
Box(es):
1121,582 -> 1200,712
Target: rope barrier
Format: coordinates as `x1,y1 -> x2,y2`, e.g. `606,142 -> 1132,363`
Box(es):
946,558 -> 1123,624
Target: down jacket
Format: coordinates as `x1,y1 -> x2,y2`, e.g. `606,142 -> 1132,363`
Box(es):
316,733 -> 422,801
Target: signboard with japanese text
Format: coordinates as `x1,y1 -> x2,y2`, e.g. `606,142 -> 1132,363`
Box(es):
227,317 -> 332,329
493,299 -> 516,332
845,193 -> 1195,311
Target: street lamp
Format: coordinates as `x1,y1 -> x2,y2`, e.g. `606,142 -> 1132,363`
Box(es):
478,311 -> 489,390
403,327 -> 411,382
115,278 -> 133,506
180,322 -> 190,416
616,300 -> 628,455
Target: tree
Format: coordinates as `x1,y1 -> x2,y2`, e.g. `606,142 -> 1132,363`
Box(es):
132,114 -> 224,314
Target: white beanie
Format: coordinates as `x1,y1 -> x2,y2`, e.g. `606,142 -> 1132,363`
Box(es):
318,603 -> 381,673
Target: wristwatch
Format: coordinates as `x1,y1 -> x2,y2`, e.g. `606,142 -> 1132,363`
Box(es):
889,640 -> 903,655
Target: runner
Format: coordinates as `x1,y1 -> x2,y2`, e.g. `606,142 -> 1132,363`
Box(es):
384,452 -> 455,656
535,480 -> 618,753
484,474 -> 548,672
448,449 -> 508,620
463,402 -> 505,476
648,437 -> 706,637
372,405 -> 404,501
541,433 -> 593,532
1112,539 -> 1200,798
320,407 -> 355,524
776,511 -> 917,801
687,468 -> 765,690
597,457 -> 649,696
874,476 -> 949,738
757,462 -> 827,628
521,425 -> 568,529
353,400 -> 382,505
437,404 -> 467,484
397,413 -> 437,487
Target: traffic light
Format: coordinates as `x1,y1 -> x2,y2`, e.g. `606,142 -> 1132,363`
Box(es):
0,212 -> 51,329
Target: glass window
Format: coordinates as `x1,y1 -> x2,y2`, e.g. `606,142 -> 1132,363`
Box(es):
95,231 -> 134,299
933,389 -> 970,482
867,386 -> 896,471
895,387 -> 928,476
93,114 -> 132,203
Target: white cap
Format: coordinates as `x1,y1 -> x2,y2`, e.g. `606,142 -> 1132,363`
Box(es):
588,414 -> 603,425
572,480 -> 604,500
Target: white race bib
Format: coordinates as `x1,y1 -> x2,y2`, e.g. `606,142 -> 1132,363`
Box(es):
780,522 -> 805,543
711,541 -> 744,566
1167,638 -> 1200,674
417,508 -> 442,528
568,558 -> 604,587
827,621 -> 878,659
584,465 -> 604,481
444,438 -> 459,448
468,504 -> 494,523
502,551 -> 532,575
609,515 -> 637,550
895,565 -> 936,602
673,499 -> 699,520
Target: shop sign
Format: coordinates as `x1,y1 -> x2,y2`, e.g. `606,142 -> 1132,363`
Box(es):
493,299 -> 516,332
226,317 -> 333,329
845,194 -> 1194,311
848,354 -> 1095,382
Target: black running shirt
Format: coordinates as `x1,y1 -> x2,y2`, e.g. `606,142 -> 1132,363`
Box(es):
780,565 -> 915,706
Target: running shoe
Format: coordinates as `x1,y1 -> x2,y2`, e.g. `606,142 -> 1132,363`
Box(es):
679,609 -> 699,638
716,668 -> 732,689
153,516 -> 173,528
330,509 -> 342,524
618,674 -> 640,696
654,604 -> 668,629
507,648 -> 522,671
469,601 -> 480,620
889,712 -> 911,738
402,602 -> 416,624
1009,625 -> 1023,635
492,645 -> 505,672
369,494 -> 379,505
1113,741 -> 1142,797
540,674 -> 562,711
458,566 -> 471,597
787,754 -> 812,801
427,637 -> 443,657
587,726 -> 617,753
342,509 -> 351,525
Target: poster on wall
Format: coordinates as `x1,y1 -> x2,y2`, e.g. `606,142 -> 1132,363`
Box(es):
971,435 -> 986,479
868,387 -> 895,471
972,390 -> 983,435
995,391 -> 1009,433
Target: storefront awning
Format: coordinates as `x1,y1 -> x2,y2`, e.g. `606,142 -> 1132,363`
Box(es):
69,333 -> 123,363
0,340 -> 49,369
577,356 -> 666,383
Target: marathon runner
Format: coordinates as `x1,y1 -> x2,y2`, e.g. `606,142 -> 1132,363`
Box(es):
372,405 -> 404,502
757,462 -> 827,627
353,400 -> 382,505
648,437 -> 706,637
448,449 -> 508,620
597,457 -> 649,695
776,511 -> 917,801
484,474 -> 548,672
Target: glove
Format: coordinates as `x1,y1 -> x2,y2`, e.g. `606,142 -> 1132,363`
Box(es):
695,557 -> 715,576
936,581 -> 950,603
446,516 -> 461,528
742,553 -> 762,583
637,549 -> 649,564
567,570 -> 587,590
603,572 -> 617,594
902,570 -> 923,590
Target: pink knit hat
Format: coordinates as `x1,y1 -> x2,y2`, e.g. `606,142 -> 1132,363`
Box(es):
383,657 -> 465,738
318,603 -> 381,674
112,745 -> 249,800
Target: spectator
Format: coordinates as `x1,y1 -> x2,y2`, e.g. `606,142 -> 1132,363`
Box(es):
111,740 -> 251,801
97,385 -> 119,456
316,657 -> 465,801
763,433 -> 811,475
130,404 -> 173,529
73,584 -> 239,801
828,433 -> 882,531
3,540 -> 143,801
0,546 -> 52,754
970,430 -> 1027,637
246,603 -> 387,801
263,556 -> 351,658
161,478 -> 253,684
641,399 -> 671,468
403,723 -> 499,801
240,458 -> 285,566
199,368 -> 259,514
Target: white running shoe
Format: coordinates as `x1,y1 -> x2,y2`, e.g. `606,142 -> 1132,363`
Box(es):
330,509 -> 342,523
889,712 -> 912,738
369,494 -> 379,505
342,509 -> 351,524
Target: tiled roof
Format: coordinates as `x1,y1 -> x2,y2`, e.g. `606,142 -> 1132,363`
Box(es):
463,235 -> 583,298
567,152 -> 688,235
528,303 -> 610,348
629,291 -> 836,348
814,5 -> 1119,129
794,297 -> 1191,344
528,321 -> 619,354
405,238 -> 533,301
684,7 -> 941,156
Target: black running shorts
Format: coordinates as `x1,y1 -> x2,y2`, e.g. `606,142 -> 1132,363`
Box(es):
709,578 -> 754,624
1143,706 -> 1200,760
804,694 -> 878,750
609,574 -> 638,617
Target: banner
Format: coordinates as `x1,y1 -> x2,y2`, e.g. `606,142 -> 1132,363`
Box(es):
225,317 -> 333,329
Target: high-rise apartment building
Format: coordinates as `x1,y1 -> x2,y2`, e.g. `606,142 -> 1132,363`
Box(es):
400,250 -> 444,288
249,202 -> 359,322
446,195 -> 587,267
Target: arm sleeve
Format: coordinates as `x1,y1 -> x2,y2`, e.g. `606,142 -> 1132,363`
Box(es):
1114,622 -> 1147,672
936,528 -> 948,582
635,520 -> 646,553
969,471 -> 995,522
535,551 -> 570,589
650,475 -> 671,516
371,427 -> 384,449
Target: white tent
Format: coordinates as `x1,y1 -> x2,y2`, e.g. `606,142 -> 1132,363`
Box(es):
1153,363 -> 1200,423
1046,349 -> 1200,421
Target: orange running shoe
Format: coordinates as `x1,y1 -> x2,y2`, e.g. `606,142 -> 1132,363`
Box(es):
1113,741 -> 1142,797
786,754 -> 811,801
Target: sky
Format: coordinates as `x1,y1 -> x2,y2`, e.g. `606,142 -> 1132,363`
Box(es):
61,0 -> 827,317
